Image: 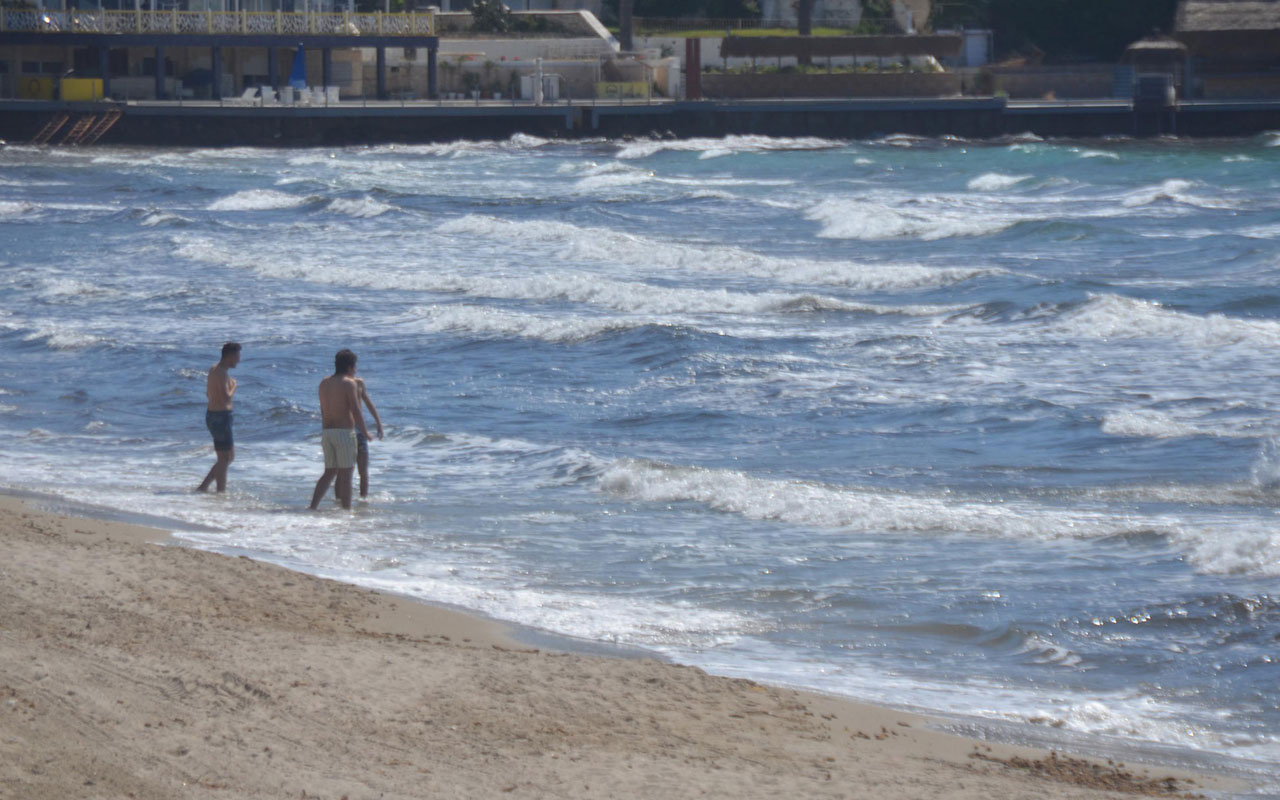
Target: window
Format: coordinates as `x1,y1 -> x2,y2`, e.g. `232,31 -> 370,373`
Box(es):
403,47 -> 417,60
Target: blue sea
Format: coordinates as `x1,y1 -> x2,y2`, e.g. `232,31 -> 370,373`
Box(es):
2,132 -> 1278,792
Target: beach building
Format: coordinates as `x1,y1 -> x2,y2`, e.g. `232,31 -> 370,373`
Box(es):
397,8 -> 618,99
1175,0 -> 1280,97
0,5 -> 438,102
0,1 -> 626,103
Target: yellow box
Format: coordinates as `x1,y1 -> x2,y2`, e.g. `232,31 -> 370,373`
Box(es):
18,76 -> 55,100
60,78 -> 104,101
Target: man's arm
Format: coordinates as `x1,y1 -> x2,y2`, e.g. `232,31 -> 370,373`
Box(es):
348,380 -> 370,441
359,381 -> 383,439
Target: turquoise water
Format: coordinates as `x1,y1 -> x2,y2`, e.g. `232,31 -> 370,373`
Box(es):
2,132 -> 1279,790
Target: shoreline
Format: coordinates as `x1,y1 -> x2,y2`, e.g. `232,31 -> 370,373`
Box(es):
0,489 -> 1253,799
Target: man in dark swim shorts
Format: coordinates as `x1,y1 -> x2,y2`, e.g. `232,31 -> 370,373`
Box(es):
198,342 -> 241,493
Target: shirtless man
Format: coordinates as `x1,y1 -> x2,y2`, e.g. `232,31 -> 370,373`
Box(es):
309,349 -> 371,510
333,376 -> 383,502
198,342 -> 241,493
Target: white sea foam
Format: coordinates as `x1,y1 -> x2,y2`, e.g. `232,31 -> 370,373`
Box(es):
806,197 -> 1015,240
140,211 -> 191,227
207,189 -> 308,212
572,169 -> 654,192
1101,410 -> 1206,439
325,196 -> 395,218
38,278 -> 119,301
347,569 -> 755,649
399,304 -> 630,342
598,459 -> 1124,540
1077,149 -> 1120,160
613,134 -> 841,160
1120,178 -> 1239,210
355,134 -> 553,160
172,232 -> 964,319
1052,294 -> 1280,349
1170,520 -> 1280,578
0,201 -> 37,217
601,459 -> 1280,578
434,215 -> 998,290
22,323 -> 103,350
966,173 -> 1031,192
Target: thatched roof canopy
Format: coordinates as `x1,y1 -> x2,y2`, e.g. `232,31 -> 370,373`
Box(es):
1176,0 -> 1280,32
719,35 -> 963,60
1175,0 -> 1280,62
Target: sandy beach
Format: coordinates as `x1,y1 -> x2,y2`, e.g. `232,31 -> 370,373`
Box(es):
0,493 -> 1237,800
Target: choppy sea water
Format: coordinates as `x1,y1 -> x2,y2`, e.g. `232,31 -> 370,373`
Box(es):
2,132 -> 1279,791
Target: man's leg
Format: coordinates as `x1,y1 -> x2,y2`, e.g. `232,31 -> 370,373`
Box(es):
357,449 -> 369,498
199,447 -> 234,492
335,467 -> 355,510
310,468 -> 338,509
336,444 -> 369,500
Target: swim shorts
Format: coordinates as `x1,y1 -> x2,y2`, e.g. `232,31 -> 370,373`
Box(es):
206,410 -> 233,451
322,428 -> 358,469
357,430 -> 369,458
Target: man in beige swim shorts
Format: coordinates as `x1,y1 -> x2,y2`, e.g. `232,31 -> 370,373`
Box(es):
309,349 -> 372,510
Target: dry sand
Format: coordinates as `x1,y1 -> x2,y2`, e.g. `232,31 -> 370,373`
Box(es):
0,493 -> 1240,799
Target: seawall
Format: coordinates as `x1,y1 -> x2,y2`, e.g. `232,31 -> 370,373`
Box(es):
3,96 -> 1279,146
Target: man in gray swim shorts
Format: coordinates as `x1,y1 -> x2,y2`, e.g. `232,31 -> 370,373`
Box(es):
309,349 -> 372,510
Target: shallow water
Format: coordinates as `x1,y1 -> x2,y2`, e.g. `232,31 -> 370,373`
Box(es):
2,132 -> 1279,788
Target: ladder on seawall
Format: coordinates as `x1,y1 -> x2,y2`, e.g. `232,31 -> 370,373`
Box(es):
59,114 -> 98,145
31,112 -> 70,145
76,110 -> 122,146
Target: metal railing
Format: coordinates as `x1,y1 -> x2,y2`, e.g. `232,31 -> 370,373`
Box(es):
0,7 -> 434,35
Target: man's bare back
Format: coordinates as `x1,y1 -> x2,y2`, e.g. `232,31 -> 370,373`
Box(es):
318,373 -> 368,437
206,363 -> 236,411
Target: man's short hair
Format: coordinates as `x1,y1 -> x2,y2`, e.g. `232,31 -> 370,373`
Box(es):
335,349 -> 357,374
221,342 -> 242,358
